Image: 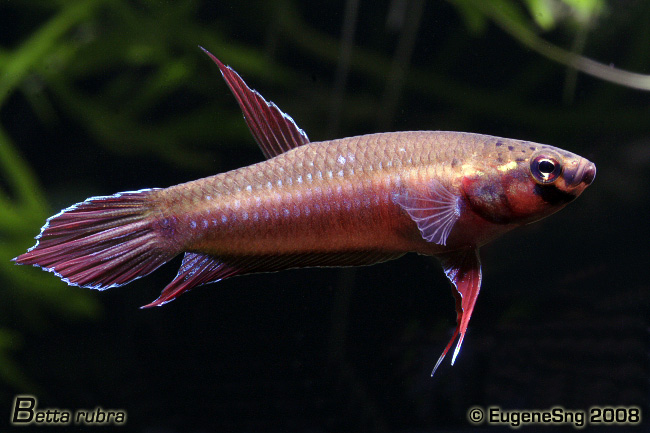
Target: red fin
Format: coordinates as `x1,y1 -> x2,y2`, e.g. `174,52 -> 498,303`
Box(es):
432,248 -> 482,376
14,189 -> 177,290
143,250 -> 405,308
200,46 -> 310,159
142,253 -> 236,308
392,180 -> 461,246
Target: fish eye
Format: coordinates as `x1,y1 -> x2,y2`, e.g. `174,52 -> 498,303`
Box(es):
530,154 -> 562,184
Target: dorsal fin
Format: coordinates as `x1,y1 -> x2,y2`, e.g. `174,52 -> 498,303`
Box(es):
200,47 -> 310,159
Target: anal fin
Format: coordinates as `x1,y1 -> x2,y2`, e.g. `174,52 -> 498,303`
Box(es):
143,250 -> 405,308
142,253 -> 236,308
431,248 -> 482,376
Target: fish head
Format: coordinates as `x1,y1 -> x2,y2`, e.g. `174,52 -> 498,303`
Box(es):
462,141 -> 596,226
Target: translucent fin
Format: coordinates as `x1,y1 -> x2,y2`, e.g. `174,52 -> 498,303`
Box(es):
200,47 -> 310,159
392,180 -> 461,246
143,250 -> 405,308
431,248 -> 482,376
141,253 -> 236,308
13,189 -> 178,290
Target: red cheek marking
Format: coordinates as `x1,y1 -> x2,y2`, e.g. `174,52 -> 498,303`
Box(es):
505,182 -> 546,217
461,175 -> 508,223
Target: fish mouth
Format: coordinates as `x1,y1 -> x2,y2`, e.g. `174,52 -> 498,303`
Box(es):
565,159 -> 596,187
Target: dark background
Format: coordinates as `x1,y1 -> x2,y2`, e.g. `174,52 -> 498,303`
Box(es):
1,0 -> 648,431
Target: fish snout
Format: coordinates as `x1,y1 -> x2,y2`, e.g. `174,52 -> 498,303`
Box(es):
565,159 -> 596,187
581,161 -> 596,185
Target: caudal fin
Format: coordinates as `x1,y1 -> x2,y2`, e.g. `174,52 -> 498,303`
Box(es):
14,189 -> 178,290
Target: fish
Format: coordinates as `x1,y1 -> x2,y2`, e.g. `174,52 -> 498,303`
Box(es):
13,47 -> 596,375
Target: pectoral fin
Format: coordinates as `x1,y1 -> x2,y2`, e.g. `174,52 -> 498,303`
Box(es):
392,180 -> 461,246
432,248 -> 482,376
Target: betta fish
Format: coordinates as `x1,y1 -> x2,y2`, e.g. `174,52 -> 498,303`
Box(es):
14,47 -> 596,375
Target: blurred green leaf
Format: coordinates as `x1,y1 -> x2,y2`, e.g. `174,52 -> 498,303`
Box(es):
523,0 -> 556,29
448,0 -> 650,90
562,0 -> 605,24
452,0 -> 489,34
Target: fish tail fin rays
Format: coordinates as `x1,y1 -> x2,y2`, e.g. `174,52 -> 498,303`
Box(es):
199,46 -> 310,159
13,189 -> 179,290
431,248 -> 482,376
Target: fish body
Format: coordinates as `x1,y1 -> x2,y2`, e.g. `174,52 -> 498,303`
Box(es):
14,48 -> 596,374
159,130 -> 587,257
